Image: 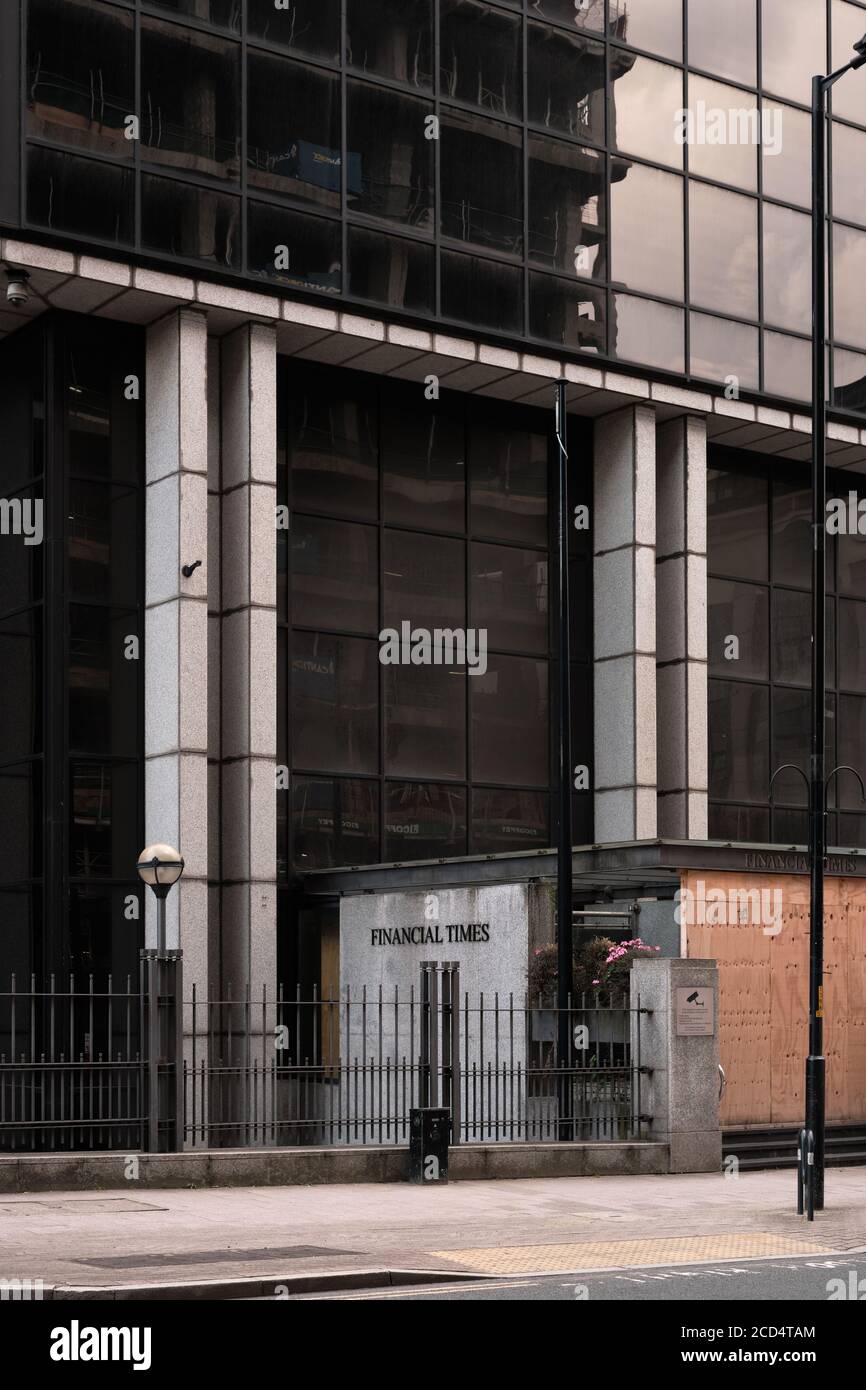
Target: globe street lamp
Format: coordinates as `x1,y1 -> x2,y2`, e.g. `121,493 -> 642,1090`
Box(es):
806,33 -> 866,1214
136,843 -> 184,957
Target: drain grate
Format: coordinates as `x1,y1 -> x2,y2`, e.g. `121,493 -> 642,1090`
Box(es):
75,1245 -> 360,1269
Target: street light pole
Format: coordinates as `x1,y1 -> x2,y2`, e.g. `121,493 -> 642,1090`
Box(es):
808,37 -> 866,1213
555,379 -> 573,1139
137,843 -> 185,1152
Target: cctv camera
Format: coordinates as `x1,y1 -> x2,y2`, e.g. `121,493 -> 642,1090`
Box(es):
5,270 -> 30,308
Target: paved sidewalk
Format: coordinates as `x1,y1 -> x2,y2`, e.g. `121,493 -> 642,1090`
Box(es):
2,1167 -> 865,1294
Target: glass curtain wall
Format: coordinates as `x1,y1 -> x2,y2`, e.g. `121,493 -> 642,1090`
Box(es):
14,0 -> 866,410
708,448 -> 866,847
0,315 -> 144,985
276,364 -> 593,877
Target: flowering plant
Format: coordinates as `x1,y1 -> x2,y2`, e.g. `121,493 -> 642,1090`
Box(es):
590,938 -> 660,1002
528,936 -> 659,1004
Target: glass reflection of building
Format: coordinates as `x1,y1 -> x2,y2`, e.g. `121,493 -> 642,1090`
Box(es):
14,0 -> 866,403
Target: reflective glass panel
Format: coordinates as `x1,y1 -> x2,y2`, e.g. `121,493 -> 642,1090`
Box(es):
27,148 -> 133,244
838,600 -> 866,691
707,680 -> 770,802
470,424 -> 548,546
291,516 -> 378,634
385,783 -> 467,860
471,655 -> 549,785
834,223 -> 866,349
685,77 -> 759,191
291,776 -> 379,869
612,55 -> 684,169
347,0 -> 433,89
530,275 -> 606,352
613,0 -> 682,60
528,0 -> 604,31
440,0 -> 522,118
687,0 -> 757,85
440,111 -> 523,256
471,787 -> 550,854
382,405 -> 466,533
832,0 -> 866,127
383,531 -> 465,629
689,182 -> 758,318
764,332 -> 811,401
708,579 -> 769,679
707,467 -> 768,580
527,25 -> 605,142
248,203 -> 341,293
834,349 -> 866,411
347,81 -> 434,229
289,378 -> 377,521
348,228 -> 434,313
763,204 -> 810,334
611,295 -> 684,373
140,19 -> 240,181
833,121 -> 866,226
610,163 -> 683,299
248,0 -> 340,61
291,632 -> 378,775
762,103 -> 811,208
690,314 -> 759,390
441,251 -> 522,332
27,0 -> 134,156
471,543 -> 549,655
762,0 -> 826,104
142,175 -> 240,268
247,53 -> 341,211
384,665 -> 467,779
529,135 -> 606,276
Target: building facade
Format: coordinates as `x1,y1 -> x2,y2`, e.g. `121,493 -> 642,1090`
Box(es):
2,0 -> 866,1134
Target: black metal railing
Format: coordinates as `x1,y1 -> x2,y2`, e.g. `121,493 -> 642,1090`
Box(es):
0,974 -> 651,1153
0,975 -> 144,1152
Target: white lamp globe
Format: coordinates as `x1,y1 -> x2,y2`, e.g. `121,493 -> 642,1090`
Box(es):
137,843 -> 184,889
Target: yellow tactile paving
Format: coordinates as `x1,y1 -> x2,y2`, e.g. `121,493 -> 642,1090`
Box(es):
428,1233 -> 832,1275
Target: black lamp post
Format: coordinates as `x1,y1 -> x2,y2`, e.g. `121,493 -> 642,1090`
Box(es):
807,35 -> 866,1213
136,842 -> 185,1151
555,380 -> 573,1139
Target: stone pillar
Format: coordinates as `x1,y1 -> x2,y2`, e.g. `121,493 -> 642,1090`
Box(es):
219,323 -> 278,1000
593,405 -> 657,842
145,309 -> 210,993
631,956 -> 721,1173
656,416 -> 708,839
207,336 -> 222,995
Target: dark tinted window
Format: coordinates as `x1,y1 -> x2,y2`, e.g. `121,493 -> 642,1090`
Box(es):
247,53 -> 341,211
27,148 -> 133,244
27,0 -> 134,156
347,0 -> 433,89
141,19 -> 240,181
348,228 -> 434,313
142,175 -> 240,268
440,0 -> 522,118
248,202 -> 341,293
440,111 -> 523,255
347,81 -> 434,228
248,0 -> 340,61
